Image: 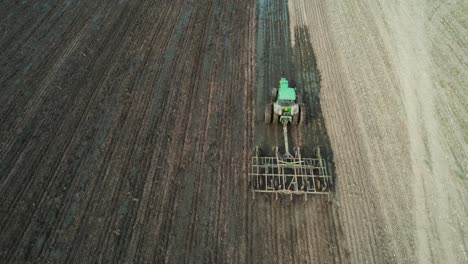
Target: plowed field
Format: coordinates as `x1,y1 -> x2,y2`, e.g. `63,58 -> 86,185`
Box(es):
1,0 -> 256,262
1,0 -> 466,263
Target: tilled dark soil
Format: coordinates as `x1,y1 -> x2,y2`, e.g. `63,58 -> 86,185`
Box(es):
0,0 -> 255,262
0,0 -> 345,263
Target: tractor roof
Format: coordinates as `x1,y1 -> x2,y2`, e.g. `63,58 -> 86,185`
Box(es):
278,78 -> 296,101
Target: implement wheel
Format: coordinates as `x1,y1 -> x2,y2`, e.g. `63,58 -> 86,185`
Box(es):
299,104 -> 306,125
271,88 -> 278,102
264,103 -> 272,124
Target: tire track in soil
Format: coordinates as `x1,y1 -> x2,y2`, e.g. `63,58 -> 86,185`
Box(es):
174,2 -> 222,263
34,1 -> 164,263
139,2 -> 238,262
116,3 -> 197,263
118,1 -> 201,263
125,5 -> 206,263
87,2 -> 187,263
1,1 -> 146,262
0,0 -> 148,262
190,11 -> 234,258
0,0 -> 60,58
0,0 -> 122,222
0,0 -> 86,111
108,1 -> 196,261
0,0 -> 101,155
0,0 -> 112,237
0,0 -> 103,188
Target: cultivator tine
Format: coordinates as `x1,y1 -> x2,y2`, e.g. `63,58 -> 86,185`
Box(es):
249,146 -> 331,197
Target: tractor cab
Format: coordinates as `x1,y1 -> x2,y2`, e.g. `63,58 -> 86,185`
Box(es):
269,78 -> 302,124
277,80 -> 296,106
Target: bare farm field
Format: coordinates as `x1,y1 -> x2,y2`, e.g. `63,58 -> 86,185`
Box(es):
287,0 -> 467,263
0,0 -> 466,263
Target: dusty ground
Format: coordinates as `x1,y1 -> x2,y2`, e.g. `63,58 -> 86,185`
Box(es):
0,0 -> 466,263
288,0 -> 467,263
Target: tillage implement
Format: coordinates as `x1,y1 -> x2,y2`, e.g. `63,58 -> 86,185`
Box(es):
250,78 -> 332,200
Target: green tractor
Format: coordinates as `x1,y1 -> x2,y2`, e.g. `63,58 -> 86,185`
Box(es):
250,78 -> 331,199
265,78 -> 305,125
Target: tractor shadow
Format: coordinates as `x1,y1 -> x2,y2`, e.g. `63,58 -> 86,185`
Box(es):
291,26 -> 336,189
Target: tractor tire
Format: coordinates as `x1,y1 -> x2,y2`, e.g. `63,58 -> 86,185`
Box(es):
289,80 -> 297,88
292,114 -> 299,125
296,92 -> 302,104
273,113 -> 279,124
271,88 -> 278,102
264,103 -> 272,124
299,104 -> 306,125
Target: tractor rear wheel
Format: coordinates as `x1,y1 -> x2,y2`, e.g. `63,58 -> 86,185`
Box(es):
292,114 -> 299,125
273,113 -> 279,124
289,79 -> 297,88
299,104 -> 306,125
271,88 -> 278,102
296,92 -> 302,104
264,103 -> 272,124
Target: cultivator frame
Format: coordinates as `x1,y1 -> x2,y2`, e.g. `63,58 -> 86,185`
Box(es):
250,145 -> 331,200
